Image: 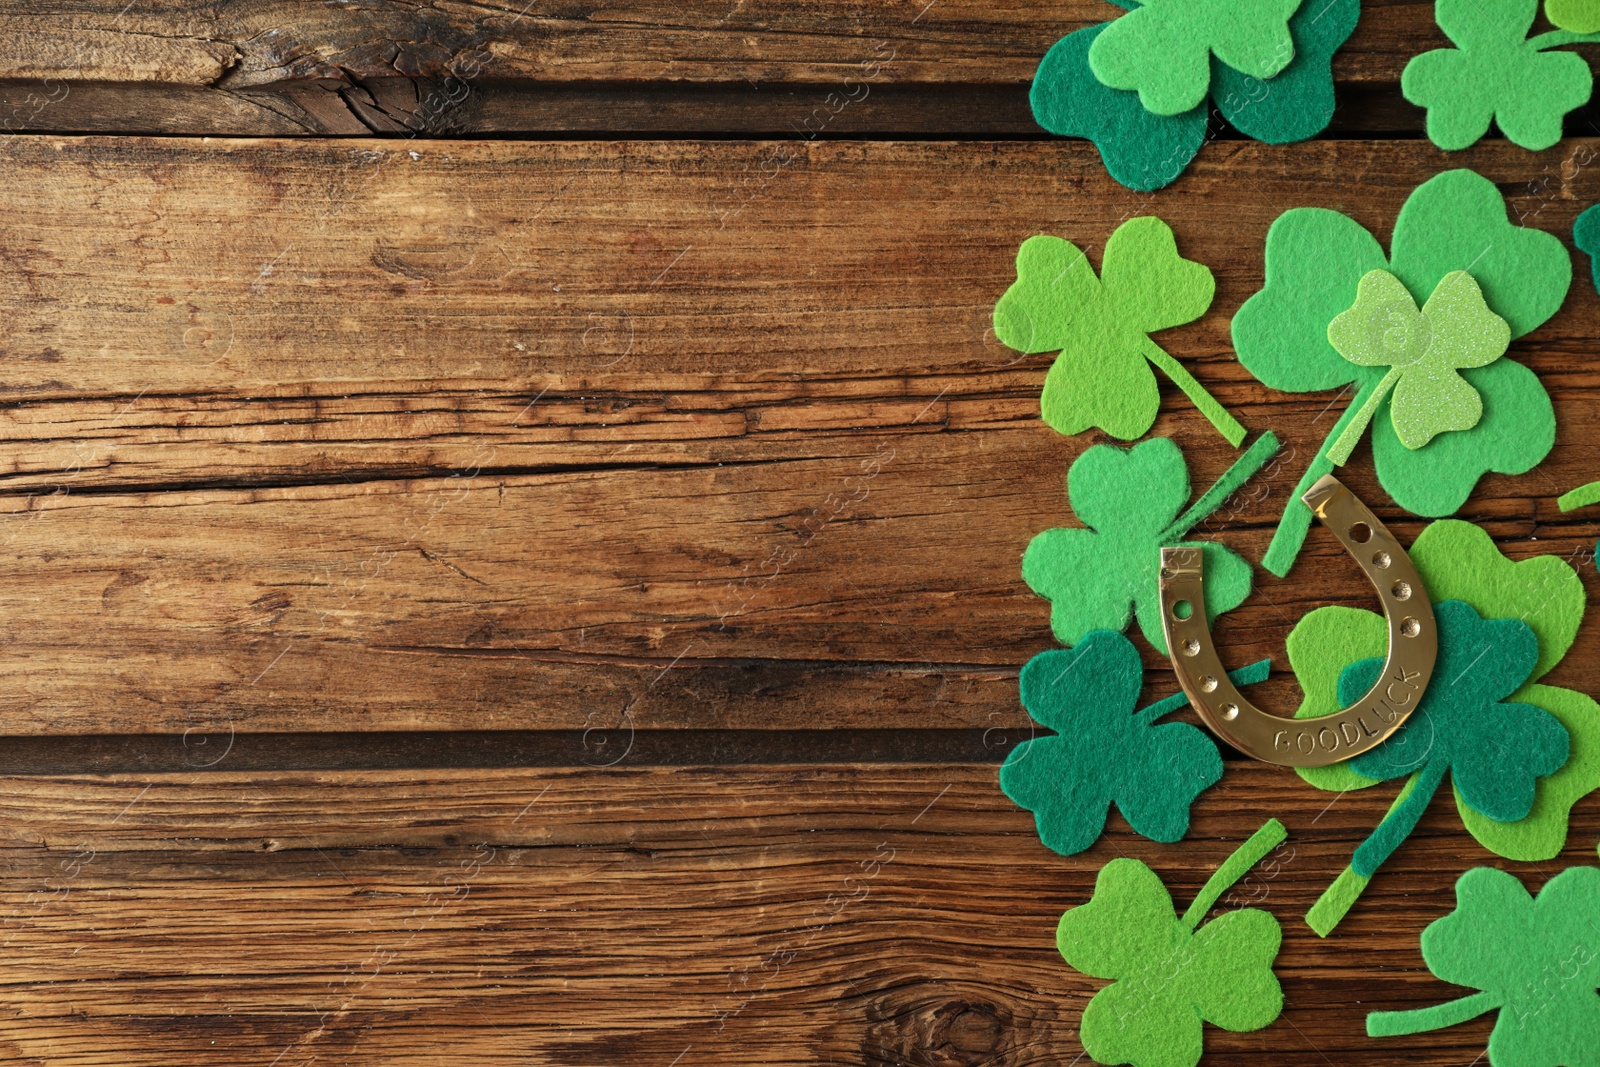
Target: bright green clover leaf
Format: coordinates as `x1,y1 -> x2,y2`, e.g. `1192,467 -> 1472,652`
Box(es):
994,218 -> 1245,444
1403,0 -> 1594,151
1368,866 -> 1600,1066
1088,0 -> 1303,116
1232,169 -> 1569,577
1549,0 -> 1600,32
1030,0 -> 1358,192
1000,631 -> 1270,856
1289,520 -> 1598,935
1023,435 -> 1278,654
1325,269 -> 1510,459
1059,820 -> 1287,1067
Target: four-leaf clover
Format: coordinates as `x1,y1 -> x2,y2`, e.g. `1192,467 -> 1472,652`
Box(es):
1324,269 -> 1510,460
1088,0 -> 1302,116
1058,820 -> 1288,1067
1030,0 -> 1359,191
1368,866 -> 1600,1065
1233,168 -> 1569,577
1289,520 -> 1599,934
1001,630 -> 1270,856
994,218 -> 1245,444
1404,0 -> 1599,150
1023,435 -> 1278,653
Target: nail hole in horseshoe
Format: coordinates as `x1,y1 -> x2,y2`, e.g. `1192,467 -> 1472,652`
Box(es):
1349,522 -> 1372,544
1401,616 -> 1421,638
1372,550 -> 1391,569
1171,599 -> 1193,621
1182,637 -> 1200,657
1199,674 -> 1218,693
1391,580 -> 1412,601
1221,702 -> 1239,721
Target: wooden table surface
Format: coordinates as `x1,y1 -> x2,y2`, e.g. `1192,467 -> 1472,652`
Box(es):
2,3 -> 1599,1064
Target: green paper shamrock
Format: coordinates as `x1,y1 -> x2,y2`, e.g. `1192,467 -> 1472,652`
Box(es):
1404,0 -> 1600,151
1290,520 -> 1599,934
1059,820 -> 1287,1067
994,218 -> 1245,444
1550,0 -> 1600,32
1088,0 -> 1302,116
1030,0 -> 1359,192
1324,269 -> 1511,460
1023,435 -> 1278,653
1001,630 -> 1271,856
1367,866 -> 1600,1065
1233,168 -> 1569,577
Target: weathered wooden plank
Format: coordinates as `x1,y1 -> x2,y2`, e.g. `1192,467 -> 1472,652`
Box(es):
0,762 -> 1587,1065
2,136 -> 1600,733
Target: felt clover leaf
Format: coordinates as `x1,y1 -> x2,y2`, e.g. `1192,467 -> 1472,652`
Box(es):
1324,269 -> 1511,460
1023,435 -> 1279,654
1403,0 -> 1600,151
1088,0 -> 1302,116
1058,820 -> 1287,1067
1550,0 -> 1600,32
1233,168 -> 1569,577
994,219 -> 1246,444
1001,630 -> 1270,856
1368,866 -> 1600,1066
1288,520 -> 1599,934
1030,0 -> 1358,191
1576,203 -> 1600,295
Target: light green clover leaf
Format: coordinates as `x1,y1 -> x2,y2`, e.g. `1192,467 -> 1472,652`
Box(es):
1549,0 -> 1600,32
1368,866 -> 1600,1066
994,218 -> 1245,444
1023,435 -> 1278,654
1058,821 -> 1287,1067
1288,520 -> 1599,934
1403,0 -> 1593,151
1325,269 -> 1510,459
1232,169 -> 1569,577
1088,0 -> 1302,116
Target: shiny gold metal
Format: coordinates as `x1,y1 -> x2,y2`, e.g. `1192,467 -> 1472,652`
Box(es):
1157,474 -> 1437,767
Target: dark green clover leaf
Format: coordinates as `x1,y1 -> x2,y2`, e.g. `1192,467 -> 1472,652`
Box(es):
1233,169 -> 1569,577
1058,820 -> 1287,1067
1029,0 -> 1358,191
1023,436 -> 1276,653
1403,0 -> 1595,150
993,218 -> 1245,444
1302,599 -> 1570,935
1368,866 -> 1600,1066
1000,630 -> 1270,856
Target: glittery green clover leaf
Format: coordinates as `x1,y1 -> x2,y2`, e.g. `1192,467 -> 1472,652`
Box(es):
1001,631 -> 1270,857
1304,600 -> 1569,936
1550,0 -> 1600,33
1058,820 -> 1287,1067
1403,0 -> 1595,151
1029,0 -> 1358,192
1290,521 -> 1599,883
1023,435 -> 1278,654
994,219 -> 1246,444
1232,169 -> 1568,577
1368,866 -> 1600,1066
1324,269 -> 1510,460
1088,0 -> 1303,116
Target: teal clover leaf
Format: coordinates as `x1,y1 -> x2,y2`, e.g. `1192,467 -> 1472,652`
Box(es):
1058,821 -> 1287,1067
1030,0 -> 1358,191
1000,630 -> 1270,856
1232,168 -> 1569,577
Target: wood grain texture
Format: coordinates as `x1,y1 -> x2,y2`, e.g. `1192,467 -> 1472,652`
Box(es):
0,762 -> 1588,1065
1,136 -> 1600,733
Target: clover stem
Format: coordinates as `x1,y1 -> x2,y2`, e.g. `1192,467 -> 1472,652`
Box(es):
1139,337 -> 1248,448
1325,367 -> 1401,466
1529,29 -> 1600,48
1260,376 -> 1381,578
1179,818 -> 1287,930
1304,763 -> 1446,935
1558,479 -> 1600,512
1366,991 -> 1501,1037
1135,658 -> 1273,727
1159,431 -> 1282,543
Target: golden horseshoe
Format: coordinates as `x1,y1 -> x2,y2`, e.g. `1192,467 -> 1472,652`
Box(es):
1157,474 -> 1437,767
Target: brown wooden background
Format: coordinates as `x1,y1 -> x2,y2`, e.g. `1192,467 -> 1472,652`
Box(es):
0,2 -> 1598,1063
